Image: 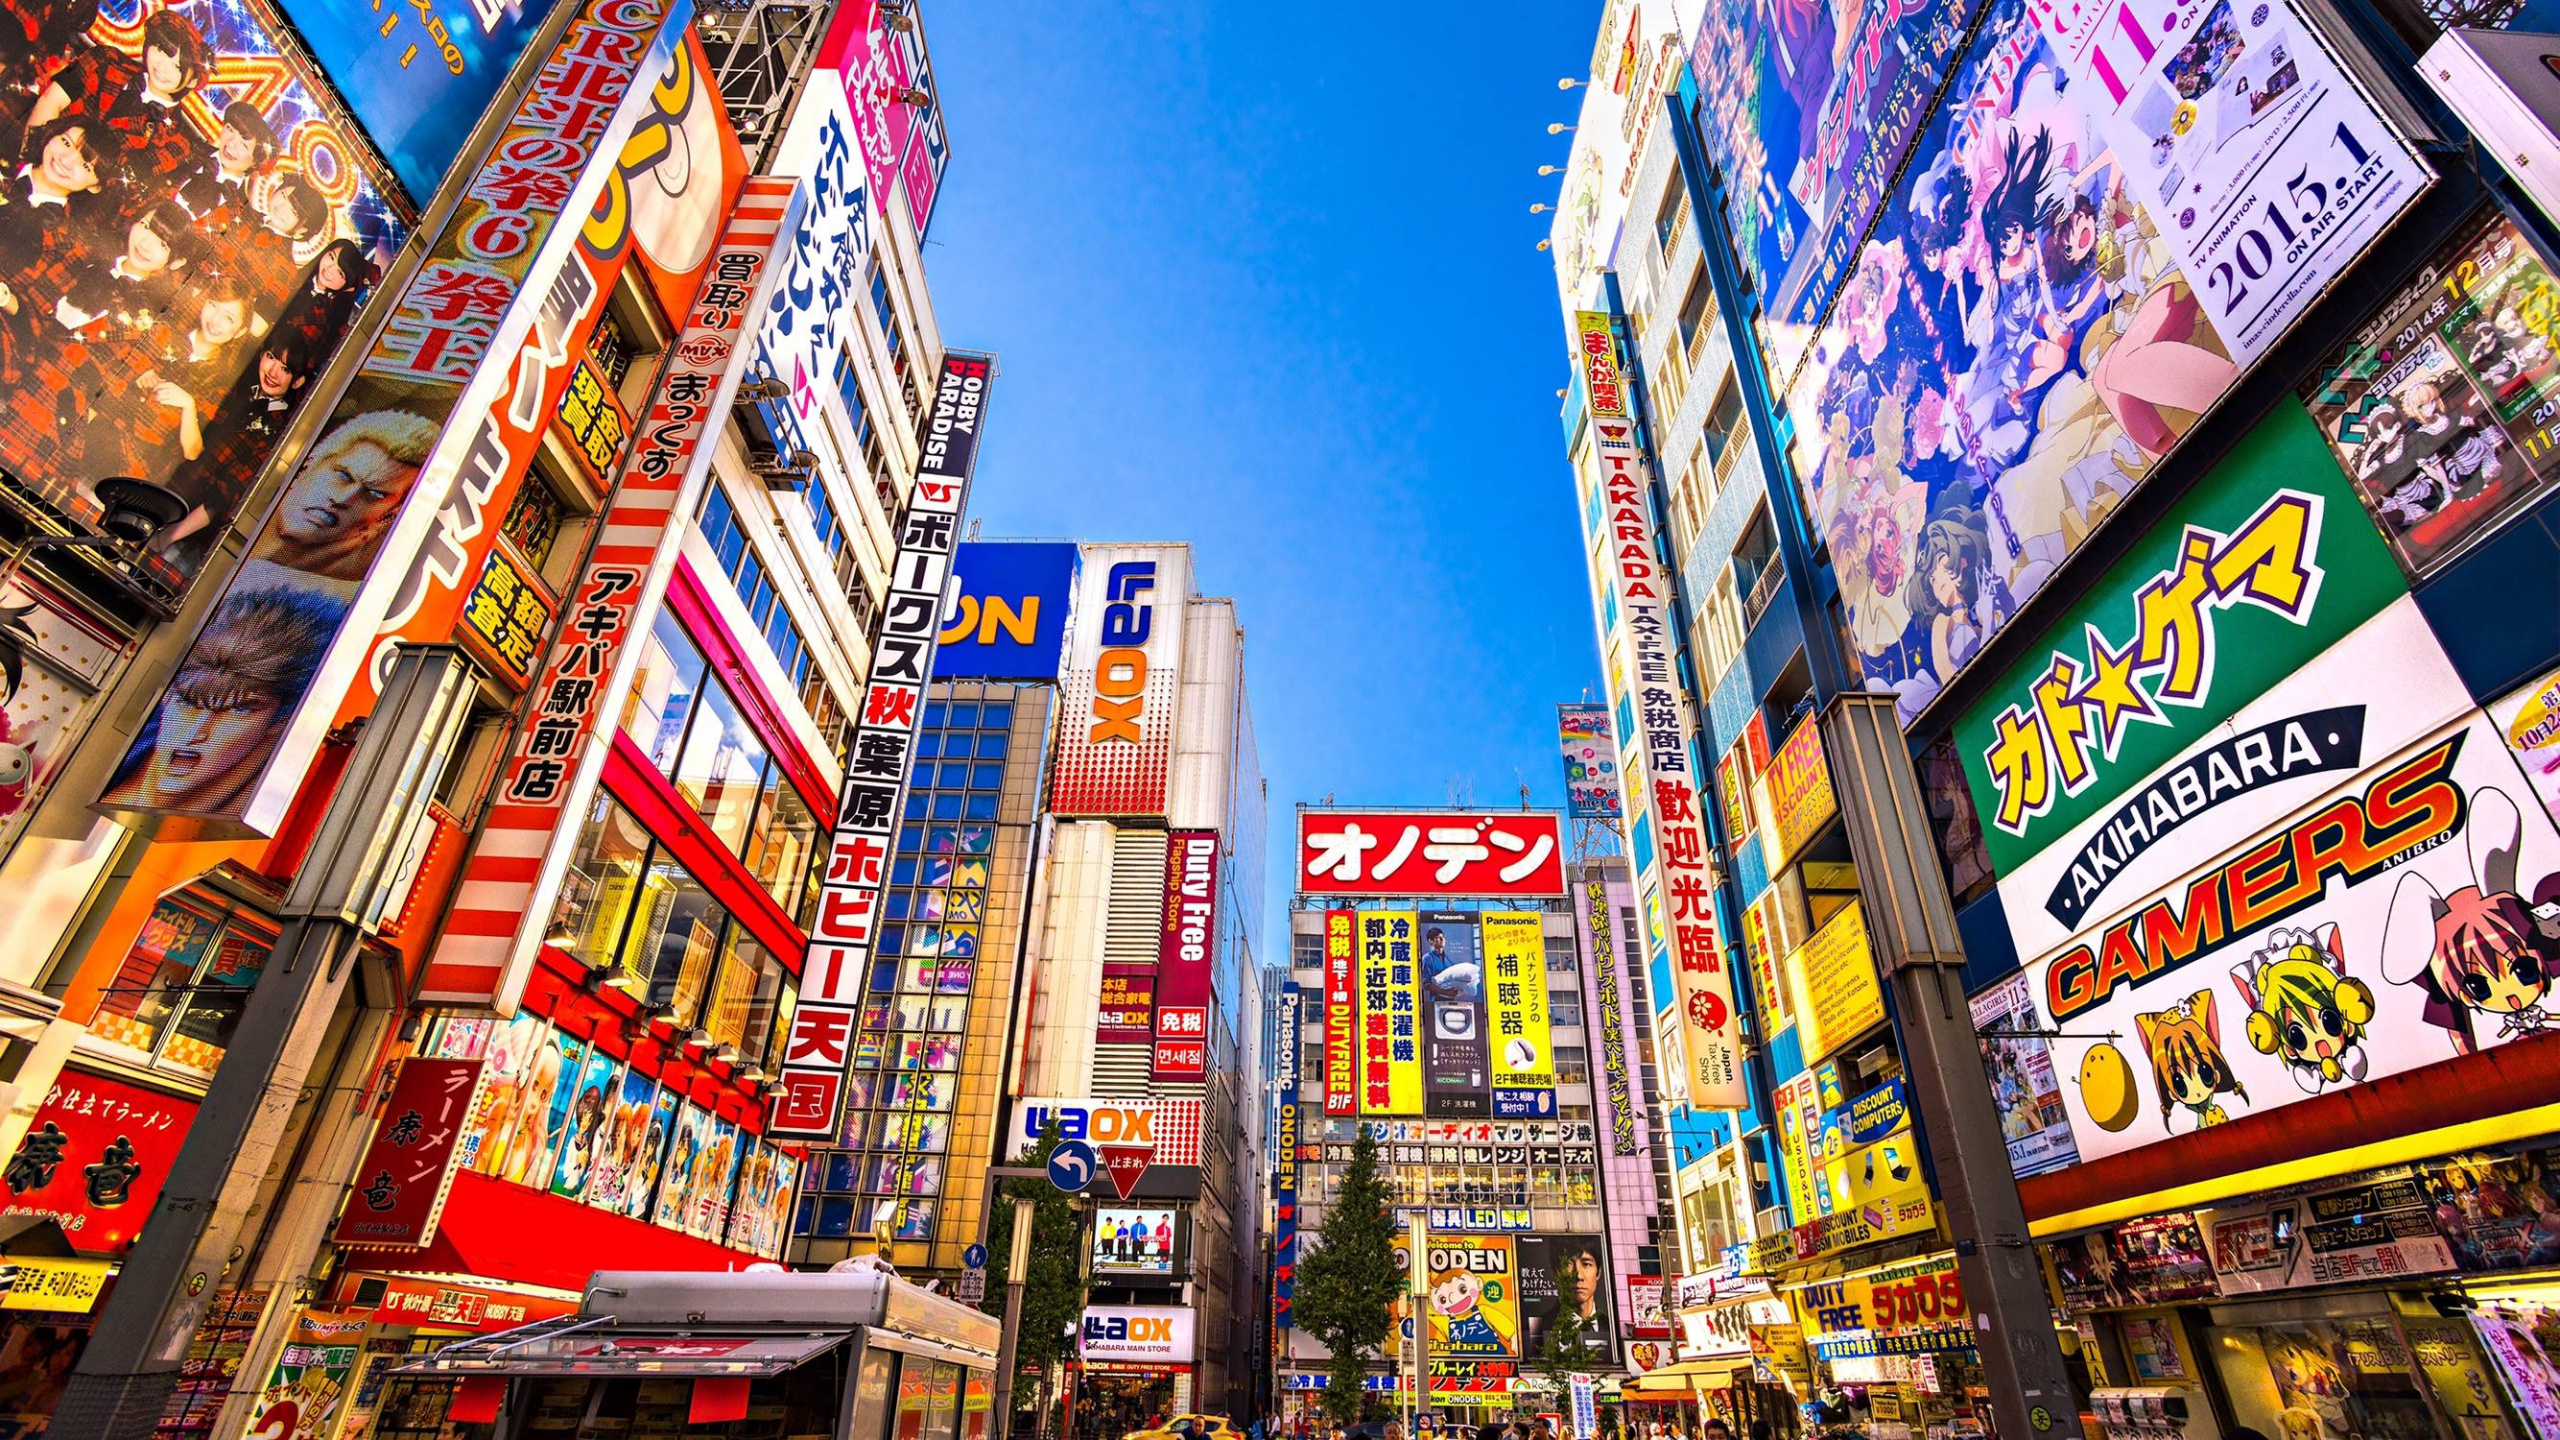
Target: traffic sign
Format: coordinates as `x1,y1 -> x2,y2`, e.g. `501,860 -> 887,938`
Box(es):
1097,1143 -> 1153,1200
957,1268 -> 987,1304
963,1243 -> 988,1270
1048,1139 -> 1098,1192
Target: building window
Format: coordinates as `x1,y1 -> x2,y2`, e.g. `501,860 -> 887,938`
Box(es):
1675,263 -> 1716,359
501,481 -> 565,572
1550,993 -> 1583,1029
1653,184 -> 1689,254
1733,504 -> 1783,625
1555,1045 -> 1591,1087
1702,383 -> 1749,489
91,896 -> 275,1077
697,485 -> 815,690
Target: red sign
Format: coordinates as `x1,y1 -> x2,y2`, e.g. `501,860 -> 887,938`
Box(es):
1323,911 -> 1356,1116
1154,831 -> 1219,1080
0,1068 -> 198,1254
1296,811 -> 1567,898
1097,964 -> 1156,1045
1098,1144 -> 1153,1201
332,1058 -> 485,1248
337,1276 -> 576,1333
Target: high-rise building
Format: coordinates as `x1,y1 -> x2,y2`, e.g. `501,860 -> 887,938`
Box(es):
1551,0 -> 2560,1433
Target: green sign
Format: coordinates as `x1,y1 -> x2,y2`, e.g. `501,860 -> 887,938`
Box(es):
1954,407 -> 2408,874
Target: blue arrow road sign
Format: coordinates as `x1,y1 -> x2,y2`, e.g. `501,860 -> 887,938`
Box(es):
963,1243 -> 988,1269
1048,1139 -> 1097,1193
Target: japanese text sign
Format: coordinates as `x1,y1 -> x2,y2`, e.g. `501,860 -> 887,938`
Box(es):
771,352 -> 995,1140
458,547 -> 552,682
1482,911 -> 1554,1117
333,1058 -> 485,1248
1583,877 -> 1639,1157
1154,831 -> 1219,1079
1298,811 -> 1565,898
1356,910 -> 1425,1116
1324,911 -> 1358,1116
1,1069 -> 199,1255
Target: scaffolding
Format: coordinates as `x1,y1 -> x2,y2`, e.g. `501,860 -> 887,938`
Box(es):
697,0 -> 836,168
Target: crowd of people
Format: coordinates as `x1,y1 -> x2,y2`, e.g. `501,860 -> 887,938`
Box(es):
0,0 -> 383,575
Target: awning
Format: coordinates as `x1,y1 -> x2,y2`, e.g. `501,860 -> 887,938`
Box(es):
341,1171 -> 765,1294
394,1327 -> 847,1378
1619,1358 -> 1746,1393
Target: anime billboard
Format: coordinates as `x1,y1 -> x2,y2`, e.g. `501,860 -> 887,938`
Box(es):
1685,0 -> 1985,390
1557,702 -> 1621,820
0,0 -> 407,597
1787,0 -> 2419,731
2302,210 -> 2560,578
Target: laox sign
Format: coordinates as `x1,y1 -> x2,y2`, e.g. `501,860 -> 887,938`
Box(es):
1010,1098 -> 1201,1166
1088,561 -> 1158,742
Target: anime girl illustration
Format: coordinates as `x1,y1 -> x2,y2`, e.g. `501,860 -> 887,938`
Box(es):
2384,788 -> 2558,1051
2234,923 -> 2375,1093
2134,990 -> 2248,1131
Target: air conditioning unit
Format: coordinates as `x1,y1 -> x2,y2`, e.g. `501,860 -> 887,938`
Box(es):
746,447 -> 817,488
1755,1205 -> 1789,1237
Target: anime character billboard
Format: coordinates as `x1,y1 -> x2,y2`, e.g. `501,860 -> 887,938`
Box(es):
1685,0 -> 1985,391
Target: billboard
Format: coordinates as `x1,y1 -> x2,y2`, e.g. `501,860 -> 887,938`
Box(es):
939,542 -> 1077,679
275,0 -> 568,201
751,67 -> 870,476
416,178 -> 797,1007
2301,209 -> 2560,578
1006,1097 -> 1203,1168
0,1068 -> 199,1255
1785,0 -> 2426,733
0,0 -> 408,599
1398,1235 -> 1520,1359
1518,1234 -> 1614,1358
1080,1305 -> 1192,1364
1297,810 -> 1567,898
1968,972 -> 2081,1178
1685,0 -> 1986,390
1482,911 -> 1554,1119
1093,1206 -> 1181,1277
2491,666 -> 2560,830
1274,982 -> 1301,1334
1753,715 -> 1836,875
1154,830 -> 1219,1081
1781,901 -> 1884,1066
769,353 -> 994,1140
1053,544 -> 1187,817
1419,911 -> 1488,1119
1952,409 -> 2410,879
1096,965 -> 1156,1045
98,0 -> 687,834
2018,713 -> 2560,1168
1577,318 -> 1744,1110
1322,910 -> 1357,1116
1355,910 -> 1424,1116
0,578 -> 127,864
1558,703 -> 1621,819
1545,4 -> 1685,309
818,0 -> 949,239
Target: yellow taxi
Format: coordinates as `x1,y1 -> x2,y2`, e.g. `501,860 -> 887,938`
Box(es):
1124,1415 -> 1242,1440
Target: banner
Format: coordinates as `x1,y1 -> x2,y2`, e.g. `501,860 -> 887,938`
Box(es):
818,0 -> 949,239
1969,973 -> 2081,1178
751,67 -> 870,483
1154,830 -> 1218,1080
1558,703 -> 1621,819
1356,910 -> 1424,1116
1953,409 -> 2411,876
0,0 -> 408,600
1097,965 -> 1157,1045
1275,982 -> 1301,1333
1575,313 -> 1743,1109
1781,902 -> 1885,1066
243,1310 -> 368,1440
1581,879 -> 1636,1156
2301,209 -> 2560,577
1053,545 -> 1187,817
1483,911 -> 1553,1119
939,542 -> 1078,679
769,352 -> 994,1140
100,0 -> 688,834
1518,1235 -> 1613,1358
1399,1235 -> 1521,1359
416,178 -> 801,1007
331,1058 -> 483,1248
1420,911 -> 1488,1119
1298,810 -> 1566,897
1784,0 -> 2420,734
1323,910 -> 1357,1116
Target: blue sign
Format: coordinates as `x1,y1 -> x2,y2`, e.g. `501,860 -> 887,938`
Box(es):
937,543 -> 1077,679
962,1243 -> 988,1270
275,0 -> 571,200
1047,1139 -> 1097,1193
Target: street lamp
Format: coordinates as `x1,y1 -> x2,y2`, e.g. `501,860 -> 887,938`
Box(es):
1538,165 -> 1560,176
1557,77 -> 1582,90
1547,123 -> 1574,135
1529,203 -> 1550,215
0,476 -> 191,607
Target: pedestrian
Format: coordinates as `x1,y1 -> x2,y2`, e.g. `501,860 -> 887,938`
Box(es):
1701,1424 -> 1732,1440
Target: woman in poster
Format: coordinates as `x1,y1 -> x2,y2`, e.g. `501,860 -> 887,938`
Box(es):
0,115 -> 116,382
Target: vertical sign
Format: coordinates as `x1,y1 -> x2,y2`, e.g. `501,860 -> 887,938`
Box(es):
1558,703 -> 1623,819
1154,830 -> 1219,1081
770,352 -> 996,1140
1274,982 -> 1301,1339
1357,910 -> 1423,1116
331,1058 -> 486,1248
1484,911 -> 1554,1119
1584,879 -> 1637,1157
419,180 -> 802,1008
1324,911 -> 1358,1116
1052,545 -> 1188,816
1419,911 -> 1488,1119
1576,311 -> 1744,1109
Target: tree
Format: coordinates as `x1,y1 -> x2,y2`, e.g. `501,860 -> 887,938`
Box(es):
980,1126 -> 1090,1438
1293,1129 -> 1402,1423
1530,1321 -> 1605,1382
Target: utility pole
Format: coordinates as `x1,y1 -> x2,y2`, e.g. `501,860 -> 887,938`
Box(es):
1820,695 -> 2085,1440
996,1193 -> 1035,1440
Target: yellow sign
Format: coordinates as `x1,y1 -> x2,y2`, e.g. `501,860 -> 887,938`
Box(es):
3,1258 -> 112,1312
1783,901 -> 1885,1064
459,546 -> 552,681
1483,912 -> 1553,1091
1815,1124 -> 1922,1217
1357,911 -> 1423,1115
1741,891 -> 1792,1030
1797,1257 -> 1965,1344
1772,1072 -> 1821,1224
1395,1235 -> 1522,1359
1754,718 -> 1837,875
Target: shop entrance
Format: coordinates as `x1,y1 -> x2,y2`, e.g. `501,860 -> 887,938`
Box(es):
1075,1368 -> 1179,1440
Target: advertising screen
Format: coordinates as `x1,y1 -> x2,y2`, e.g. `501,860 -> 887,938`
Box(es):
1092,1206 -> 1180,1277
1297,810 -> 1566,898
275,0 -> 569,201
1418,910 -> 1487,1119
1518,1234 -> 1613,1357
1355,909 -> 1423,1116
1557,703 -> 1621,819
0,0 -> 409,598
2302,209 -> 2560,577
939,542 -> 1077,679
1785,0 -> 2424,733
1053,544 -> 1187,818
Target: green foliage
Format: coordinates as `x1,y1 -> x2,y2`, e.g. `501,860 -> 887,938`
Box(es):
1532,1320 -> 1604,1378
1293,1130 -> 1403,1423
979,1125 -> 1090,1371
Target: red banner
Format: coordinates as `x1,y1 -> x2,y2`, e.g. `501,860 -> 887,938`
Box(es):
0,1069 -> 199,1254
332,1058 -> 485,1248
1154,831 -> 1219,1080
1297,811 -> 1566,897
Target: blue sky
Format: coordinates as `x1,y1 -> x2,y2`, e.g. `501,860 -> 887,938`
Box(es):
922,3 -> 1608,948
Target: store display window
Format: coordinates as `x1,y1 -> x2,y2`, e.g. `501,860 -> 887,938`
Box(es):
90,893 -> 276,1077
